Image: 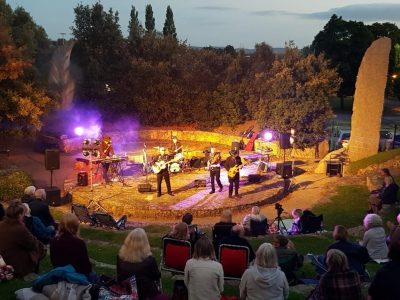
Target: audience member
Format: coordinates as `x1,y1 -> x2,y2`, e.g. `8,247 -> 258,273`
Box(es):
0,200 -> 45,278
118,228 -> 165,300
221,224 -> 255,262
22,185 -> 36,203
50,213 -> 95,282
167,222 -> 190,241
242,206 -> 267,235
184,235 -> 224,300
22,203 -> 55,244
386,212 -> 400,245
368,168 -> 399,213
25,189 -> 56,228
272,235 -> 303,285
213,209 -> 236,249
360,214 -> 388,261
240,242 -> 289,300
0,202 -> 4,221
327,225 -> 370,278
369,227 -> 400,300
182,212 -> 193,225
288,208 -> 303,234
309,249 -> 363,300
182,212 -> 202,244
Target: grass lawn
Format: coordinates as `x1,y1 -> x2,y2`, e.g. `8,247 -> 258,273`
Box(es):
349,149 -> 400,174
1,182 -> 396,299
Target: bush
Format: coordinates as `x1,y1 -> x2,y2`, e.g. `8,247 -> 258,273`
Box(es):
0,169 -> 32,201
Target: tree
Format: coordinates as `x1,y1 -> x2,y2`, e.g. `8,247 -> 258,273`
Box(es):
256,44 -> 341,148
128,6 -> 143,51
311,15 -> 374,109
145,4 -> 155,33
163,5 -> 176,39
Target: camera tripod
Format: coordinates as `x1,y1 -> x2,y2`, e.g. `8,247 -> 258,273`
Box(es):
273,213 -> 288,234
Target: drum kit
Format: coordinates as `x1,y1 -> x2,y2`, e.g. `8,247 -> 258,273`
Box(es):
144,147 -> 190,175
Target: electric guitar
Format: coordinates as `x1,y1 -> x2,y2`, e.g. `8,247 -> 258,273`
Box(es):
152,158 -> 176,174
228,164 -> 243,178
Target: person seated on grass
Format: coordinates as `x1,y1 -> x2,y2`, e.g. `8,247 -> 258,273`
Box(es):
288,208 -> 303,234
26,188 -> 56,228
22,203 -> 55,244
386,212 -> 400,245
220,224 -> 255,262
50,212 -> 96,282
309,249 -> 363,300
240,242 -> 289,300
368,168 -> 399,213
241,206 -> 267,235
21,185 -> 36,203
272,235 -> 303,285
360,214 -> 388,262
368,227 -> 400,300
117,228 -> 167,300
0,200 -> 45,278
184,235 -> 224,300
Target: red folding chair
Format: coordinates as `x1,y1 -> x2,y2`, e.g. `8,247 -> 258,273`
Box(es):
219,244 -> 249,280
161,238 -> 192,274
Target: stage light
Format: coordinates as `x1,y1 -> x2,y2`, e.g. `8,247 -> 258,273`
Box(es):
93,150 -> 100,158
263,131 -> 273,142
290,136 -> 295,145
83,139 -> 90,146
83,150 -> 90,157
290,128 -> 296,136
94,139 -> 100,146
75,127 -> 84,136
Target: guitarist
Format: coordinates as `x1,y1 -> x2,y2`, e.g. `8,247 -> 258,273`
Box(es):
100,135 -> 115,183
153,147 -> 174,197
208,145 -> 223,194
224,149 -> 243,198
171,136 -> 182,155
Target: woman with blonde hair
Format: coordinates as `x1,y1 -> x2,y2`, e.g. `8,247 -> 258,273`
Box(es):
360,214 -> 388,261
117,228 -> 163,300
50,212 -> 94,281
240,243 -> 289,300
184,235 -> 224,300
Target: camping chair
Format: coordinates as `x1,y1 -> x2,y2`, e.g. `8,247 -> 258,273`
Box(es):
212,223 -> 235,251
161,238 -> 192,274
71,204 -> 96,226
219,244 -> 250,280
250,219 -> 268,236
93,212 -> 127,230
300,212 -> 324,234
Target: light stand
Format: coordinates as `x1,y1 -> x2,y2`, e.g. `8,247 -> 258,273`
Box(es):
288,129 -> 303,191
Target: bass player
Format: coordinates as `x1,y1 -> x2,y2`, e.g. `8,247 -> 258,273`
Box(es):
224,149 -> 243,198
208,145 -> 223,194
152,147 -> 174,197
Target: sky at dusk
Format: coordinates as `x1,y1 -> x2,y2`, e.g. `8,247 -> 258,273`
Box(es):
7,0 -> 400,48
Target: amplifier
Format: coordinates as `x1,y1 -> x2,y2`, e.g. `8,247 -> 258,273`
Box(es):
45,187 -> 62,207
193,179 -> 207,187
138,183 -> 152,192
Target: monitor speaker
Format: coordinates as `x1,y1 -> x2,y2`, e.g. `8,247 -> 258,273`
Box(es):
326,160 -> 343,177
279,133 -> 291,150
248,174 -> 262,183
276,162 -> 292,178
77,172 -> 88,186
193,179 -> 207,187
138,183 -> 152,192
45,187 -> 62,206
45,149 -> 60,170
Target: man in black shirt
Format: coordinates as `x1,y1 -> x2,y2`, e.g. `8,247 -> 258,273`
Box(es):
208,145 -> 223,194
153,147 -> 174,197
224,149 -> 242,198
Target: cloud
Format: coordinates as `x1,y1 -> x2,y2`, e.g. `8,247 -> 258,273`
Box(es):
195,6 -> 238,12
251,3 -> 400,22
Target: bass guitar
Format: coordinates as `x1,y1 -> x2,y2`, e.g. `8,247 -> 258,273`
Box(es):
152,159 -> 176,174
228,165 -> 243,178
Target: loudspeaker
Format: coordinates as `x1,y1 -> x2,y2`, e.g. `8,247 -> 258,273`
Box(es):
190,157 -> 202,168
45,149 -> 60,170
279,133 -> 291,150
77,171 -> 88,186
326,160 -> 342,177
276,162 -> 292,178
248,174 -> 262,183
138,183 -> 152,192
45,187 -> 62,206
193,179 -> 207,187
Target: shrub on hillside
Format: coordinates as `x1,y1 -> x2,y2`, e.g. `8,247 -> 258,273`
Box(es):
0,169 -> 32,201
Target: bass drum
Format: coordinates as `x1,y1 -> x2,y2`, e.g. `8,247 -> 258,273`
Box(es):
169,162 -> 181,173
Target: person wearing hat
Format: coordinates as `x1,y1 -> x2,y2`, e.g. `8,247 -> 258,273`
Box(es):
153,147 -> 174,197
224,149 -> 243,198
208,145 -> 223,194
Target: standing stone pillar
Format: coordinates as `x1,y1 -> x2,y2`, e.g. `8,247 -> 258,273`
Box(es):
349,37 -> 391,161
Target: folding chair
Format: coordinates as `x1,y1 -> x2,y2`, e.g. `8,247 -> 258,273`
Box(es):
219,244 -> 250,280
250,219 -> 268,236
71,204 -> 96,225
300,213 -> 324,234
93,212 -> 127,230
161,238 -> 192,274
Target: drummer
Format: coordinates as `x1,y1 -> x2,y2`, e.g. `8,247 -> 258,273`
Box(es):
170,136 -> 183,160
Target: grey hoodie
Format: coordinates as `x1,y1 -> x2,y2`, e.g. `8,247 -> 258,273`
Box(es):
240,264 -> 289,300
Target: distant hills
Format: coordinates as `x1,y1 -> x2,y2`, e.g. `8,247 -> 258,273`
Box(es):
189,45 -> 285,54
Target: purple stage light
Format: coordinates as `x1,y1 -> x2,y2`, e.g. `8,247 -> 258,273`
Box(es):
263,131 -> 273,141
74,127 -> 84,136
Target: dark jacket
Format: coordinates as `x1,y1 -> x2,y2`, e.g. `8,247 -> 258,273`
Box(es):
26,198 -> 55,227
220,234 -> 255,262
380,183 -> 399,204
327,240 -> 370,275
224,155 -> 242,177
0,218 -> 45,277
50,232 -> 92,276
24,215 -> 55,244
117,255 -> 161,300
275,247 -> 303,285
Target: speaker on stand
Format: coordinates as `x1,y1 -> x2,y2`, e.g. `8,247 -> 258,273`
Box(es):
44,149 -> 61,206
